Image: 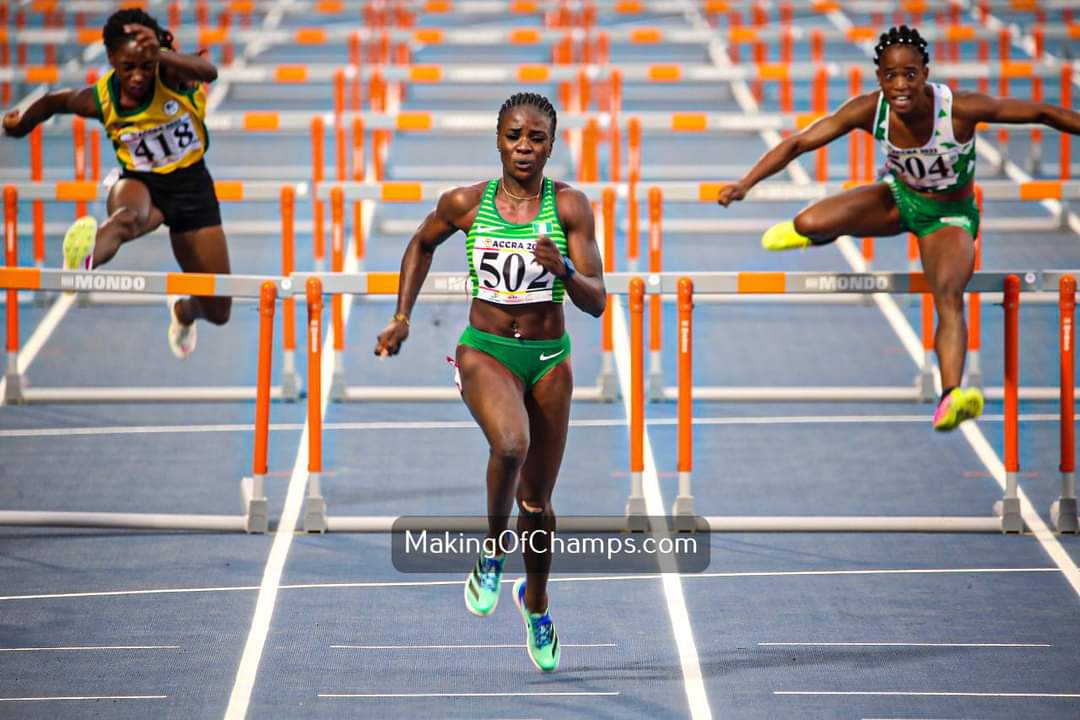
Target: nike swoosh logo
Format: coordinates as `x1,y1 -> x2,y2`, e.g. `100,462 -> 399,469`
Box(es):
472,226 -> 502,233
539,350 -> 564,361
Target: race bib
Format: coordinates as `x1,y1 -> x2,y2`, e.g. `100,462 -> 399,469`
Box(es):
120,113 -> 202,171
470,237 -> 555,305
885,148 -> 955,190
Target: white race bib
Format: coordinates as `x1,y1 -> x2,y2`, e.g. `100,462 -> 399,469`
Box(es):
471,237 -> 555,305
121,113 -> 202,171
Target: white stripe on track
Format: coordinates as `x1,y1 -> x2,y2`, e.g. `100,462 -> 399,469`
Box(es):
0,567 -> 1058,602
0,645 -> 179,652
0,695 -> 167,702
777,691 -> 1080,699
758,642 -> 1050,648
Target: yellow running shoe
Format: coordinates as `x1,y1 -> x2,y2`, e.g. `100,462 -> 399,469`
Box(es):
932,387 -> 984,432
62,216 -> 97,270
761,220 -> 811,252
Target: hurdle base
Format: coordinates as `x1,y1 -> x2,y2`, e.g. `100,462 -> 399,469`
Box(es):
0,510 -> 249,531
304,495 -> 328,533
917,368 -> 936,403
672,495 -> 696,532
3,372 -> 24,404
240,476 -> 269,534
994,498 -> 1024,534
331,369 -> 347,402
647,367 -> 665,403
625,494 -> 648,532
1051,497 -> 1079,534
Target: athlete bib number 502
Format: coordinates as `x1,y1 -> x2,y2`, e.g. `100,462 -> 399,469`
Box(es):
123,115 -> 202,171
476,250 -> 552,294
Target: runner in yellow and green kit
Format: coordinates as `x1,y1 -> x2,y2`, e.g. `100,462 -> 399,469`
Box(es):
2,8 -> 230,359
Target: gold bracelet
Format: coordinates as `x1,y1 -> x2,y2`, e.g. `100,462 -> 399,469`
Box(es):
392,312 -> 410,327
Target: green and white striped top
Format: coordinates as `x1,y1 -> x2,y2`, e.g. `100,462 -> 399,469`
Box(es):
873,82 -> 976,194
465,177 -> 569,305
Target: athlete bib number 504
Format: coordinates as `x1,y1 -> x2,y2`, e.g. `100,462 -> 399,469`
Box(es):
476,250 -> 552,294
888,153 -> 952,181
123,115 -> 202,171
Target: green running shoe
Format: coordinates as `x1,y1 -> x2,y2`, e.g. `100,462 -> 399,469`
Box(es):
62,216 -> 97,270
464,551 -> 505,617
512,577 -> 560,672
761,220 -> 810,251
933,387 -> 984,432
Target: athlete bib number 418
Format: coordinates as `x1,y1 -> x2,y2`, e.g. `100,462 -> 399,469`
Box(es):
122,115 -> 202,171
472,244 -> 554,303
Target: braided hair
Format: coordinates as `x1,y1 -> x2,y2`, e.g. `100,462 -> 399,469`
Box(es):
497,92 -> 558,139
873,25 -> 929,66
103,8 -> 175,52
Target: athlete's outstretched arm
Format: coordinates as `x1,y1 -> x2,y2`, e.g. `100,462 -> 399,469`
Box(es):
374,185 -> 478,356
543,186 -> 606,317
717,93 -> 877,206
957,91 -> 1080,135
2,86 -> 98,138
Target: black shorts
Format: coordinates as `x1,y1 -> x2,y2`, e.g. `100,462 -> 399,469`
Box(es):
120,159 -> 222,233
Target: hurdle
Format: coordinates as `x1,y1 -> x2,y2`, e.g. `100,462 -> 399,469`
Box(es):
280,269 -> 1077,534
0,269 -> 278,533
1,182 -> 308,403
629,271 -> 1078,534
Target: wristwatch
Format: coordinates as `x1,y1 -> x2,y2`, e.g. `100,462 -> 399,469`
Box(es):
558,255 -> 576,281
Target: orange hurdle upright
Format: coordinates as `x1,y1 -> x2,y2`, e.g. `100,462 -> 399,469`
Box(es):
243,280 -> 276,533
626,277 -> 647,530
304,276 -> 328,533
647,187 -> 664,400
597,187 -> 617,400
999,274 -> 1022,533
1054,275 -> 1079,533
311,116 -> 327,272
330,187 -> 348,398
4,185 -> 21,403
673,277 -> 695,529
626,117 -> 641,271
280,186 -> 301,400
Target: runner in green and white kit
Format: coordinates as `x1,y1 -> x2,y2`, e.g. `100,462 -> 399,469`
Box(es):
375,93 -> 606,672
718,25 -> 1080,431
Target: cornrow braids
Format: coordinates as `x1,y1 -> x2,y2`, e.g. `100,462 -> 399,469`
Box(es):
497,92 -> 558,138
103,8 -> 175,52
873,25 -> 929,66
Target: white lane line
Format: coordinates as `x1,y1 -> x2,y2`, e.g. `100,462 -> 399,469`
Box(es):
758,642 -> 1050,648
319,691 -> 620,699
610,295 -> 711,720
0,645 -> 179,652
0,567 -> 1059,602
0,413 -> 1073,438
223,203 -> 375,719
777,691 -> 1080,699
0,695 -> 167,702
331,643 -> 617,650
